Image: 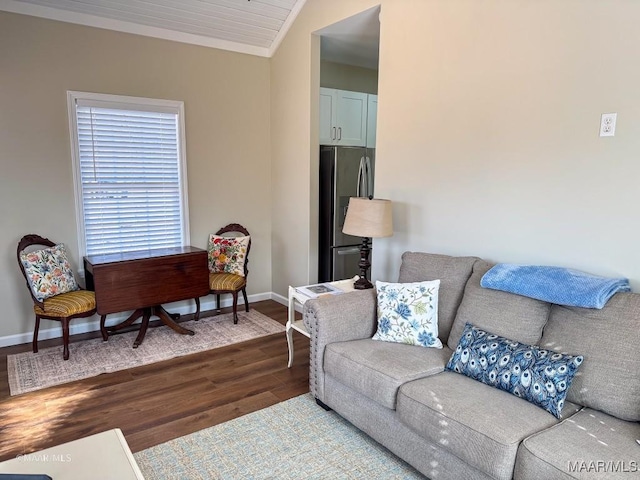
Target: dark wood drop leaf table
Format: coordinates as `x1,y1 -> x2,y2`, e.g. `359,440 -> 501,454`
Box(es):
84,246 -> 210,348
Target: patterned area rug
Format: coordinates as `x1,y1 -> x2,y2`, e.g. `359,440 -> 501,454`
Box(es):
7,310 -> 284,396
134,394 -> 425,479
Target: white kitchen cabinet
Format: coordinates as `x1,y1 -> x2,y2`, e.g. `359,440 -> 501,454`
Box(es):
319,88 -> 336,145
319,88 -> 368,146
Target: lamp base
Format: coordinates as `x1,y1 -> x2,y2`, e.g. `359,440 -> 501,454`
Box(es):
354,237 -> 374,290
354,276 -> 374,290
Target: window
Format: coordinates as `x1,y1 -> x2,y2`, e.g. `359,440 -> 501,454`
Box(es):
67,92 -> 189,257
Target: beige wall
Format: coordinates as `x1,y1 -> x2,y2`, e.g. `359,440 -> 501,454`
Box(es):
4,0 -> 640,342
272,0 -> 640,297
373,0 -> 640,286
320,60 -> 378,94
0,12 -> 271,340
270,0 -> 379,297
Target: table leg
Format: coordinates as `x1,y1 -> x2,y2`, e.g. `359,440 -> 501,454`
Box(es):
133,309 -> 151,348
153,306 -> 195,336
286,287 -> 295,368
286,325 -> 294,368
107,309 -> 144,332
107,305 -> 194,348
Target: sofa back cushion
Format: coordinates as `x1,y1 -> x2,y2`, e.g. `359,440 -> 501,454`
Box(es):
398,252 -> 478,343
447,261 -> 552,350
539,293 -> 640,421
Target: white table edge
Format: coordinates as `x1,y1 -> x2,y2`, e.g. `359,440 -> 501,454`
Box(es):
285,277 -> 358,368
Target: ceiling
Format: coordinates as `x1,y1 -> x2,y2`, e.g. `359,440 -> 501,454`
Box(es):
0,0 -> 307,57
0,0 -> 379,68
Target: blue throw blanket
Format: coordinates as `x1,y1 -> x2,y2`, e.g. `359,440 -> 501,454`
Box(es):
480,264 -> 631,309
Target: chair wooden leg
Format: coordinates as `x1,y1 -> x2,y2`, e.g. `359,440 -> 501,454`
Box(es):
100,315 -> 108,341
216,294 -> 221,313
232,292 -> 239,324
194,297 -> 201,321
32,315 -> 41,353
242,288 -> 249,312
61,317 -> 70,361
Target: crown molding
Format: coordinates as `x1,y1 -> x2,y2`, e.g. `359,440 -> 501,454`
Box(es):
268,0 -> 307,57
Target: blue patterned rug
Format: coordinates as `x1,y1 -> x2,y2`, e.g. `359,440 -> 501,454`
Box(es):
134,394 -> 425,479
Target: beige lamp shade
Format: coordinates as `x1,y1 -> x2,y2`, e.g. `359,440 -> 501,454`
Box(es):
342,198 -> 393,238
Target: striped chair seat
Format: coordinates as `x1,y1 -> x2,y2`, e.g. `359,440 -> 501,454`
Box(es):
34,290 -> 96,317
209,272 -> 246,291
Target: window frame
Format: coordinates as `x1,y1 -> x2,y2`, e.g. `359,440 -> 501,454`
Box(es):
67,91 -> 190,259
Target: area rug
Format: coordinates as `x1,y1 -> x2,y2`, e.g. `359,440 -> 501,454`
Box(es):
7,310 -> 284,396
134,394 -> 425,479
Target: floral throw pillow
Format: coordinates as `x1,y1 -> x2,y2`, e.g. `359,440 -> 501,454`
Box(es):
446,323 -> 584,418
372,280 -> 442,348
207,234 -> 250,277
19,243 -> 79,302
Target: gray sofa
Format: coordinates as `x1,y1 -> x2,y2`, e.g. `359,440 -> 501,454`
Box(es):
303,252 -> 640,480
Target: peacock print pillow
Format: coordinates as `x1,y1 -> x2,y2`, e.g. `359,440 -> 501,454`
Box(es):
446,323 -> 583,418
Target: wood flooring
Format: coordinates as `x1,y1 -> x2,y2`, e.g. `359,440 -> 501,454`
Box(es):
0,300 -> 310,462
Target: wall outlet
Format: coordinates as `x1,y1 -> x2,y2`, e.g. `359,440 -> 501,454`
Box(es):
600,113 -> 617,137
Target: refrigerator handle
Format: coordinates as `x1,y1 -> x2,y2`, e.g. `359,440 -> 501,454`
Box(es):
365,156 -> 373,198
337,247 -> 361,255
357,157 -> 365,197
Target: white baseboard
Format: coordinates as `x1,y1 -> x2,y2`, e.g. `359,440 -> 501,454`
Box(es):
271,291 -> 305,314
271,292 -> 288,306
0,292 -> 274,348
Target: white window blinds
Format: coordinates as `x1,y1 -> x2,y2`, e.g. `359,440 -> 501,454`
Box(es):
68,92 -> 189,257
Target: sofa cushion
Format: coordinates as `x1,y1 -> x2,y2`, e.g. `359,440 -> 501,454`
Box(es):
324,338 -> 452,410
540,293 -> 640,421
514,408 -> 640,480
447,260 -> 551,350
398,252 -> 478,343
372,280 -> 442,348
446,323 -> 583,418
397,371 -> 581,480
324,375 -> 495,480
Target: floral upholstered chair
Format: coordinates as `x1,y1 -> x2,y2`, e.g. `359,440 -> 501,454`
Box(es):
205,224 -> 251,324
17,234 -> 107,360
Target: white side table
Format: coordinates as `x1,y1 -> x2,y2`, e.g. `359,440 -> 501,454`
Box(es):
286,277 -> 357,368
0,428 -> 144,479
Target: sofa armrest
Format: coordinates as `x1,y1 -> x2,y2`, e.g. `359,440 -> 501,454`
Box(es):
303,289 -> 377,402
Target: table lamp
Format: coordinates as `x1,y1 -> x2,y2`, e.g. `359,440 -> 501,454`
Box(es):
342,197 -> 393,289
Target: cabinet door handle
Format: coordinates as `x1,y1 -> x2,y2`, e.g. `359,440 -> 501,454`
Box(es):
338,127 -> 342,140
332,126 -> 336,140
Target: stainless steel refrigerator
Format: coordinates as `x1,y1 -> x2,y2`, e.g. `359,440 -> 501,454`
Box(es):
318,145 -> 375,282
